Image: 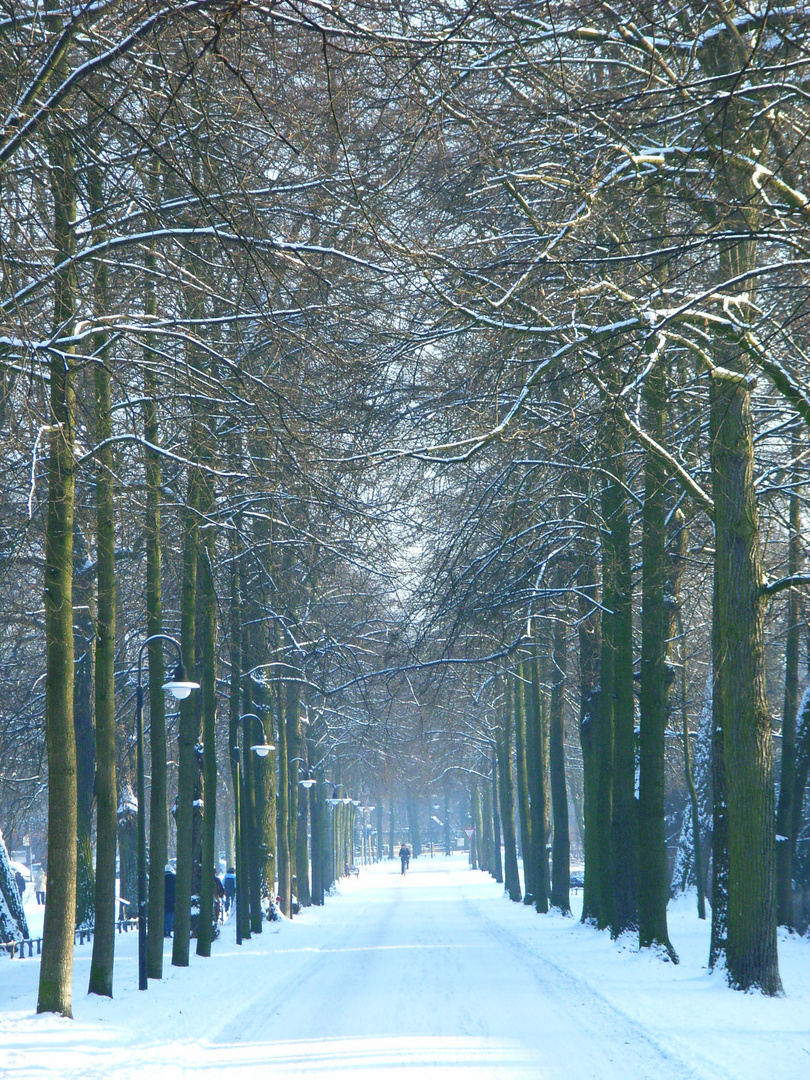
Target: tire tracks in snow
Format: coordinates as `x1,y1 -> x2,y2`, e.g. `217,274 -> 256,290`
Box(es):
458,891 -> 731,1080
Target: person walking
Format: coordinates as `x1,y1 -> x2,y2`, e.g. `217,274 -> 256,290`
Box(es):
213,873 -> 225,925
34,865 -> 46,905
164,865 -> 176,937
399,844 -> 410,875
223,867 -> 236,915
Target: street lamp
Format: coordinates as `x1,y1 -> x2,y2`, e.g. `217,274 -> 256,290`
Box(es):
234,714 -> 274,944
135,634 -> 198,992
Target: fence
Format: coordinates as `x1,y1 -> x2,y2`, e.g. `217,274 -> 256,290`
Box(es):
2,916 -> 139,959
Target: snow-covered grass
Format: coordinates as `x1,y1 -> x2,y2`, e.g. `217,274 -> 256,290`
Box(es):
1,858 -> 807,1079
462,878 -> 810,1080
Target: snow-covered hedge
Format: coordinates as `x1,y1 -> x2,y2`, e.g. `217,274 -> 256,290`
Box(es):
0,830 -> 30,944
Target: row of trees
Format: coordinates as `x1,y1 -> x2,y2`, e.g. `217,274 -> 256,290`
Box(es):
2,0 -> 810,1016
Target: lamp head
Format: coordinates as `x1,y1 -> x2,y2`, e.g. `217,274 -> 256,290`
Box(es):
300,779 -> 317,788
250,742 -> 275,758
162,663 -> 200,701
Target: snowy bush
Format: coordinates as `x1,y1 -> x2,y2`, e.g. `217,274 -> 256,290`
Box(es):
0,830 -> 29,944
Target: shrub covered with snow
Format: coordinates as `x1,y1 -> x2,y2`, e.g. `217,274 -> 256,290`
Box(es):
0,829 -> 29,943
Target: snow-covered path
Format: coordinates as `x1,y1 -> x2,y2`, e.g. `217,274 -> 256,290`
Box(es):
211,858 -> 689,1079
3,856 -> 808,1079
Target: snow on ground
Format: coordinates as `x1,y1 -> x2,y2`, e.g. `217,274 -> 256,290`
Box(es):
1,857 -> 808,1079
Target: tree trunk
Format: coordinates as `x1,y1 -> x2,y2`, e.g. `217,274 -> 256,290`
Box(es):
528,649 -> 550,912
514,666 -> 534,899
88,142 -> 118,992
597,469 -> 616,933
72,536 -> 95,932
776,422 -> 802,927
295,734 -> 311,906
606,422 -> 637,939
709,563 -> 729,970
472,785 -> 484,871
491,748 -> 504,884
497,681 -> 521,901
677,610 -> 706,922
574,469 -> 602,924
310,764 -> 323,905
275,671 -> 292,916
711,370 -> 781,993
286,682 -> 302,904
241,571 -> 263,933
407,794 -> 422,858
38,25 -> 78,1012
117,788 -> 137,924
172,475 -> 200,968
549,586 -> 570,914
196,508 -> 218,958
638,352 -> 675,958
143,197 -> 168,982
700,26 -> 781,996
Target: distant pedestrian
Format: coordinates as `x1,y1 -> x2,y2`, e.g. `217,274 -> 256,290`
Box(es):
223,867 -> 236,914
14,869 -> 26,900
34,866 -> 46,905
164,865 -> 176,937
213,873 -> 225,924
399,844 -> 410,875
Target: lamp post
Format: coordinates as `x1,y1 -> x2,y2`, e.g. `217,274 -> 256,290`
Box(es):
234,714 -> 274,944
135,634 -> 198,991
232,740 -> 243,946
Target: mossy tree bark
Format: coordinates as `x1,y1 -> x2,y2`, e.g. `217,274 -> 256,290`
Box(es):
196,501 -> 218,958
667,511 -> 706,922
481,778 -> 494,876
573,468 -> 602,924
38,15 -> 78,1012
240,573 -> 262,933
491,747 -> 504,885
172,474 -> 199,968
700,25 -> 781,997
295,729 -> 311,906
72,530 -> 95,932
250,616 -> 276,920
497,679 -> 521,901
117,790 -> 137,922
709,561 -> 729,970
87,142 -> 117,994
528,648 -> 550,912
597,463 -> 616,933
275,664 -> 292,916
711,369 -> 781,993
549,581 -> 570,915
142,180 -> 169,982
472,784 -> 484,871
407,793 -> 422,858
513,666 -> 534,899
378,800 -> 386,862
605,413 -> 637,939
309,757 -> 324,905
638,349 -> 676,959
776,422 -> 802,928
285,681 -> 302,902
227,534 -> 250,940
